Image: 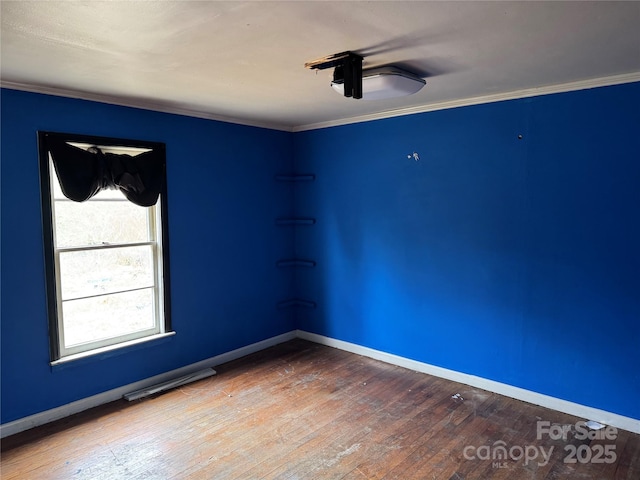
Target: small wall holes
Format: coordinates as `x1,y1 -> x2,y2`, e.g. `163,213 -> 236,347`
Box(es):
517,134 -> 523,140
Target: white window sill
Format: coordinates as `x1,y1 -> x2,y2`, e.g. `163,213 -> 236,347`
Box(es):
50,331 -> 176,370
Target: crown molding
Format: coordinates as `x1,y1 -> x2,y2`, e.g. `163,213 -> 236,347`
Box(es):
3,72 -> 639,134
0,80 -> 294,132
292,72 -> 640,132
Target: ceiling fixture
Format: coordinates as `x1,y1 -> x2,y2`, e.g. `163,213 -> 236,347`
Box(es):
305,51 -> 426,100
331,66 -> 426,100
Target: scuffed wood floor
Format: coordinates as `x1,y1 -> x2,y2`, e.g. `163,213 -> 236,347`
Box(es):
1,339 -> 639,479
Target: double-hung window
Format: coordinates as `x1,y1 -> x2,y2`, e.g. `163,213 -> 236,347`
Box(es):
38,132 -> 172,363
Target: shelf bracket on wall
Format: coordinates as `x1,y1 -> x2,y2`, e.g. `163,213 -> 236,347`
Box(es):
275,171 -> 317,313
276,259 -> 316,268
275,174 -> 316,182
276,217 -> 316,226
277,299 -> 317,309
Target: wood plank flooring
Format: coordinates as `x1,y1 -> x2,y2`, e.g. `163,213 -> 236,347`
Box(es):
2,339 -> 639,479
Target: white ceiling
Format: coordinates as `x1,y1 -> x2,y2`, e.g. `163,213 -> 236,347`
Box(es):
2,1 -> 639,131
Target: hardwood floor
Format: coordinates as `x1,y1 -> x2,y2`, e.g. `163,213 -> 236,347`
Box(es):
2,339 -> 639,479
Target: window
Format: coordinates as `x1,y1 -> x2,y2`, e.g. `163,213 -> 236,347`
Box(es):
38,132 -> 172,362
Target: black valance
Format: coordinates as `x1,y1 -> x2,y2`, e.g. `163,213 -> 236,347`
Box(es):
46,135 -> 164,207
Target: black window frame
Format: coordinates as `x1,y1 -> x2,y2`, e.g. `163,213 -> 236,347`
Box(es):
38,131 -> 172,362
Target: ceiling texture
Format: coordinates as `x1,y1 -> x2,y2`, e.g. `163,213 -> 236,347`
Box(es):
1,1 -> 639,131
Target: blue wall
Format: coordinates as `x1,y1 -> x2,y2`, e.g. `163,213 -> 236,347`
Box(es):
0,89 -> 295,423
2,82 -> 639,426
293,82 -> 640,420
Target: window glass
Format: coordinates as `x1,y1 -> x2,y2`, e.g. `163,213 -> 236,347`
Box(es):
62,289 -> 156,347
58,245 -> 155,300
53,196 -> 150,247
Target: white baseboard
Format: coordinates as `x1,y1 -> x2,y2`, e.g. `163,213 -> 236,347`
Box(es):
0,331 -> 297,439
3,329 -> 638,438
296,330 -> 640,435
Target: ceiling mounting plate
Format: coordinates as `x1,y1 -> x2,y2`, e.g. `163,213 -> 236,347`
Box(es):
305,51 -> 363,99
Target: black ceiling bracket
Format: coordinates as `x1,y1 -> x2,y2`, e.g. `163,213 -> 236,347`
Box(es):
305,51 -> 363,99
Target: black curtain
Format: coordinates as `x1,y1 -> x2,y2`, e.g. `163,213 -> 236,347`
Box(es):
46,135 -> 164,207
